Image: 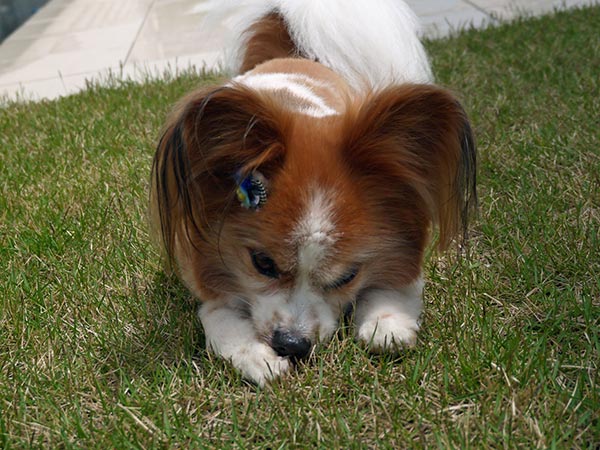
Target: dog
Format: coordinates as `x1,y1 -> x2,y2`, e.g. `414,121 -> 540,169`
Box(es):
150,0 -> 476,386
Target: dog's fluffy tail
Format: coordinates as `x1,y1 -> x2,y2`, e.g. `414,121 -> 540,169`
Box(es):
211,0 -> 432,90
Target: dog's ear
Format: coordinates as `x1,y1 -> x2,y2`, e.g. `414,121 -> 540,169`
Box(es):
345,84 -> 477,250
151,85 -> 287,261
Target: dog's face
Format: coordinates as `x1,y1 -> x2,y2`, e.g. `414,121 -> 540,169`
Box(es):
151,59 -> 476,361
198,121 -> 430,356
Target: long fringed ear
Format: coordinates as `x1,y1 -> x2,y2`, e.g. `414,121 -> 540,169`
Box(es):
150,85 -> 287,265
345,84 -> 477,250
456,111 -> 477,246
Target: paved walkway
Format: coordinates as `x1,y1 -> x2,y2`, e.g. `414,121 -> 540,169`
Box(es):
0,0 -> 592,101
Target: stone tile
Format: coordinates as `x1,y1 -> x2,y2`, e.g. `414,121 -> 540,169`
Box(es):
0,71 -> 94,101
121,52 -> 222,80
26,0 -> 150,34
0,0 -> 154,87
126,0 -> 233,68
4,19 -> 57,41
0,24 -> 138,82
127,39 -> 223,68
470,0 -> 593,20
406,0 -> 492,37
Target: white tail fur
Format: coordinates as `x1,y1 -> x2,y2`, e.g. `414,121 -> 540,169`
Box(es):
208,0 -> 433,90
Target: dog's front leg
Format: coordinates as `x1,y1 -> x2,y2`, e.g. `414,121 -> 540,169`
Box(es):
198,299 -> 290,386
355,278 -> 424,351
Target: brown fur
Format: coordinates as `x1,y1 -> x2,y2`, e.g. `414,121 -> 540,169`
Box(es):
151,58 -> 476,300
239,12 -> 298,73
343,84 -> 477,251
150,83 -> 292,299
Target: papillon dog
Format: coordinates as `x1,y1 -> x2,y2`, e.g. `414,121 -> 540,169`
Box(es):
151,0 -> 477,385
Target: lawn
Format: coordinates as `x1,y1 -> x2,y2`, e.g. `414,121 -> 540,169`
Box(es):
1,5 -> 598,449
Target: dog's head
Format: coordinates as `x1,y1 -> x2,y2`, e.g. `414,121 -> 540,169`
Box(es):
151,60 -> 476,359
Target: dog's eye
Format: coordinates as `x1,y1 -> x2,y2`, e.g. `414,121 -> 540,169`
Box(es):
326,267 -> 359,290
250,250 -> 279,279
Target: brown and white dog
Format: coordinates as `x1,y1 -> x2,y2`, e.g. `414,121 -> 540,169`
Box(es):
151,0 -> 476,385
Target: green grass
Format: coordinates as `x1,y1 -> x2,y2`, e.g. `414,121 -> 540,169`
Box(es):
1,6 -> 599,448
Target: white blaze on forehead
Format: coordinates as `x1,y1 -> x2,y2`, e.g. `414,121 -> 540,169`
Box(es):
293,190 -> 337,275
232,72 -> 339,118
250,190 -> 342,342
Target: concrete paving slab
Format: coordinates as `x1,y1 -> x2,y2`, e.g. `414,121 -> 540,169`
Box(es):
126,0 -> 218,65
0,24 -> 137,82
470,0 -> 592,19
408,0 -> 492,37
1,71 -> 95,100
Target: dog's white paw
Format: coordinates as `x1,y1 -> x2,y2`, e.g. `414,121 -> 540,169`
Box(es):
354,284 -> 423,353
356,312 -> 419,352
199,303 -> 291,386
227,342 -> 291,386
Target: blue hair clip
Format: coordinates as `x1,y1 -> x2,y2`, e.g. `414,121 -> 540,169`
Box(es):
235,171 -> 268,210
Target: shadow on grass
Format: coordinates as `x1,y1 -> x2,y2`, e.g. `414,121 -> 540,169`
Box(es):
95,271 -> 209,389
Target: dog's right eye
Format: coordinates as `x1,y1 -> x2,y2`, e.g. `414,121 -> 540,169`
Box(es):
250,250 -> 279,279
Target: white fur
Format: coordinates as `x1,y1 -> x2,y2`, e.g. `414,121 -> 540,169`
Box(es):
355,278 -> 424,350
214,0 -> 433,89
293,189 -> 337,307
293,189 -> 337,275
199,299 -> 291,386
251,286 -> 338,342
233,72 -> 339,117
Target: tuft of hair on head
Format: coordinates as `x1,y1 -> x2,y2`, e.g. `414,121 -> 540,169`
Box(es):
343,84 -> 477,251
149,84 -> 289,268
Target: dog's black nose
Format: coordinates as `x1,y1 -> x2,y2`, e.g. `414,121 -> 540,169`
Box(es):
271,330 -> 312,360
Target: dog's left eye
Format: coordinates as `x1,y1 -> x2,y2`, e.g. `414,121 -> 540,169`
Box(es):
326,267 -> 359,290
250,250 -> 279,279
